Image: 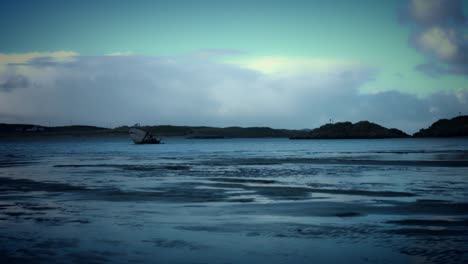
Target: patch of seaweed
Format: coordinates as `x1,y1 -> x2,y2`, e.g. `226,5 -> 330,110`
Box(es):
335,212 -> 363,217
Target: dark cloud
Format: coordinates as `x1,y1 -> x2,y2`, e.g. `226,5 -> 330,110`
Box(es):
402,0 -> 468,77
414,62 -> 448,78
22,57 -> 67,67
401,0 -> 465,26
415,61 -> 468,78
0,55 -> 466,133
0,74 -> 29,92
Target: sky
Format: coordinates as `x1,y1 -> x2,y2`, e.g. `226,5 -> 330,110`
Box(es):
0,0 -> 467,133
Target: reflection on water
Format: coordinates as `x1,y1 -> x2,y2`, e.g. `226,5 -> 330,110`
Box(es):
0,138 -> 467,263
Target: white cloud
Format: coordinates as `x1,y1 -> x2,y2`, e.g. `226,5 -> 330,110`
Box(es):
106,51 -> 134,56
418,27 -> 458,60
226,56 -> 362,77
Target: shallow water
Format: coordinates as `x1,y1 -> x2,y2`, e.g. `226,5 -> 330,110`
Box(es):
0,138 -> 467,263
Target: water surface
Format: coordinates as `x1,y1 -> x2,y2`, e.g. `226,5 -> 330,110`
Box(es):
1,138 -> 467,263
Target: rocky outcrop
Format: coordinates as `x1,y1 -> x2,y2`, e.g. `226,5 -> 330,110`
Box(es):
413,116 -> 468,137
290,121 -> 409,139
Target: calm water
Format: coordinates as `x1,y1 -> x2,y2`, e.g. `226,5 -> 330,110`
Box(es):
1,138 -> 467,263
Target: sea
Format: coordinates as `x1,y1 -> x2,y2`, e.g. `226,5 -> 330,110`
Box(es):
0,138 -> 467,263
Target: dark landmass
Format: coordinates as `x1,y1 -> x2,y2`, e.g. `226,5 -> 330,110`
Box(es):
116,125 -> 301,138
2,116 -> 467,139
290,121 -> 409,139
0,124 -> 302,139
413,115 -> 468,137
0,124 -> 125,139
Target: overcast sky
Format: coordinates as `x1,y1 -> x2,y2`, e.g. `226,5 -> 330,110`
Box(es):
0,0 -> 467,133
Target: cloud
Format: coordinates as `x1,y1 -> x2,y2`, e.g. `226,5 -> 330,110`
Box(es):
416,27 -> 458,60
403,0 -> 465,26
186,49 -> 245,59
1,52 -> 467,133
414,62 -> 448,77
106,51 -> 134,56
0,51 -> 78,64
227,56 -> 365,77
0,74 -> 29,92
402,0 -> 468,77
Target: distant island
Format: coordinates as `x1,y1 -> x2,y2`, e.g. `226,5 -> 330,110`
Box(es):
290,121 -> 408,139
118,125 -> 302,138
0,124 -> 302,139
1,116 -> 467,139
0,124 -> 118,138
413,115 -> 468,137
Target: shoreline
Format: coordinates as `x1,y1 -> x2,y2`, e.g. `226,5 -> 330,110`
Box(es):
2,134 -> 468,140
2,115 -> 467,139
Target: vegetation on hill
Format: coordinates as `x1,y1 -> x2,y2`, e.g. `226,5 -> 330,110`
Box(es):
290,121 -> 409,139
413,116 -> 468,137
117,125 -> 299,138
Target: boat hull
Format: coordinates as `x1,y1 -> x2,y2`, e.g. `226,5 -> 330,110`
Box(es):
129,127 -> 161,144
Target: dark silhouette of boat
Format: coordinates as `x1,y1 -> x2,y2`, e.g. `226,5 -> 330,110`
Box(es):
129,124 -> 161,144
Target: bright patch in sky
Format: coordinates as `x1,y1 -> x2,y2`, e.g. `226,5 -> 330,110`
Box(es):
226,56 -> 362,76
